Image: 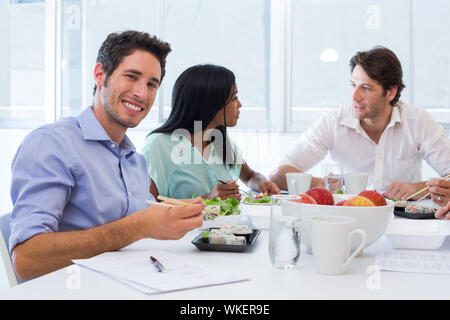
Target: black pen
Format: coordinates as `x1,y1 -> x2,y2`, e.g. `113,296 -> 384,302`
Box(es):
150,256 -> 165,273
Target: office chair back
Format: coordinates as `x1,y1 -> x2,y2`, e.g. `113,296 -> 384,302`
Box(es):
0,213 -> 18,287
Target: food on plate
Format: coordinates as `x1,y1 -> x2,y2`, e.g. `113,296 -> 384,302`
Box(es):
394,200 -> 408,208
358,190 -> 387,206
343,196 -> 375,207
336,200 -> 347,206
200,197 -> 241,221
243,194 -> 271,204
231,225 -> 253,242
202,205 -> 220,221
202,226 -> 247,245
305,187 -> 334,205
296,193 -> 318,204
405,205 -> 435,214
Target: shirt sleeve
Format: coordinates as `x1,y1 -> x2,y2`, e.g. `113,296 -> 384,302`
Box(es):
417,110 -> 450,176
278,111 -> 335,172
9,128 -> 76,252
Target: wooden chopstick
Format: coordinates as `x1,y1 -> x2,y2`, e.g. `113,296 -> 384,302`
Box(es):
406,174 -> 450,201
157,195 -> 189,206
146,200 -> 175,207
156,195 -> 220,215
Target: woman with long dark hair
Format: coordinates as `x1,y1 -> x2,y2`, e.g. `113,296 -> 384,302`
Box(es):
142,64 -> 279,200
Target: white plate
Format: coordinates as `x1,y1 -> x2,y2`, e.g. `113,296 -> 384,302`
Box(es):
385,219 -> 449,250
241,201 -> 271,206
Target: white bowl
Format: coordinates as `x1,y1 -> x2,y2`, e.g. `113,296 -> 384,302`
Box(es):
240,202 -> 271,230
201,213 -> 243,229
385,219 -> 449,250
300,194 -> 394,251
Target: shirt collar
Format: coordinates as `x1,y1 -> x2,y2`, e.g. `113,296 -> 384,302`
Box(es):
339,103 -> 403,132
78,106 -> 136,157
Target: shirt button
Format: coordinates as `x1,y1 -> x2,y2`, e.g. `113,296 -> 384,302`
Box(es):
111,143 -> 115,149
128,192 -> 132,196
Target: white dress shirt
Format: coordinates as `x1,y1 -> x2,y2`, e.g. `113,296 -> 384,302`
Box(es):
280,101 -> 450,191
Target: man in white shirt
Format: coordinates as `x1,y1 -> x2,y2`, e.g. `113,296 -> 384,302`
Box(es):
270,46 -> 450,203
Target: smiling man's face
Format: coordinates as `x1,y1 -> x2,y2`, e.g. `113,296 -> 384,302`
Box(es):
98,49 -> 161,130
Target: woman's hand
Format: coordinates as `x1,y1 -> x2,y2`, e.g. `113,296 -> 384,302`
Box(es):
207,180 -> 241,200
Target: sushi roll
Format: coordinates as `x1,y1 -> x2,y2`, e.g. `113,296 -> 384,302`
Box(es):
208,229 -> 247,245
394,200 -> 408,208
203,205 -> 220,221
405,205 -> 435,214
231,225 -> 253,242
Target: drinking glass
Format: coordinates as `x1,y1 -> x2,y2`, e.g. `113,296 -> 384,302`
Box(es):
325,164 -> 343,194
269,195 -> 302,270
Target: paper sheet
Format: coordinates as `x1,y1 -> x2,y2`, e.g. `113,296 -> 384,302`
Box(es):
73,250 -> 250,294
375,250 -> 450,275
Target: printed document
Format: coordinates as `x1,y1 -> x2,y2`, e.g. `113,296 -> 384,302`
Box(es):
375,250 -> 450,275
73,250 -> 250,294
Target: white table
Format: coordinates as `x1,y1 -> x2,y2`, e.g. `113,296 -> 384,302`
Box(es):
1,221 -> 450,300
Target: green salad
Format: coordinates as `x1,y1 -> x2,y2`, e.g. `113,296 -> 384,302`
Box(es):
243,195 -> 271,204
200,196 -> 241,216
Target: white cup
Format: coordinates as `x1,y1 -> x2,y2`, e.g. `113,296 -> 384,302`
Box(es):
309,215 -> 367,275
343,172 -> 368,194
286,172 -> 312,195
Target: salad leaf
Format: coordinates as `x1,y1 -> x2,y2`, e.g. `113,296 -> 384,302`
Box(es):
202,231 -> 210,241
202,197 -> 241,216
243,195 -> 271,203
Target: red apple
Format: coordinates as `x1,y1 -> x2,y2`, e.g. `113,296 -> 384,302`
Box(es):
336,200 -> 347,206
305,187 -> 334,205
297,193 -> 318,204
343,196 -> 375,207
358,190 -> 387,206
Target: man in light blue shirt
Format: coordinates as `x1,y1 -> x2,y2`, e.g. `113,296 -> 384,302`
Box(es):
10,31 -> 205,280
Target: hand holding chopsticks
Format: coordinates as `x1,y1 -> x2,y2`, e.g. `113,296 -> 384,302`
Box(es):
147,195 -> 220,215
406,174 -> 450,202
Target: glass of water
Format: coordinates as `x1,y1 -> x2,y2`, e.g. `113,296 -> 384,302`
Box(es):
325,163 -> 343,194
269,195 -> 302,270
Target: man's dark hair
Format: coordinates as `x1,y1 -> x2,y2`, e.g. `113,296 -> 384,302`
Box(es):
93,30 -> 171,95
349,46 -> 406,106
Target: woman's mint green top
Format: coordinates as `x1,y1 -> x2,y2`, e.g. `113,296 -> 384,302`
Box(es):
142,132 -> 243,199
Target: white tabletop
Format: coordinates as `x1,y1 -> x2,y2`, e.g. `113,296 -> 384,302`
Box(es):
2,218 -> 450,300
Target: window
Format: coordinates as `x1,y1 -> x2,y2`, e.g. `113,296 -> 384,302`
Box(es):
161,0 -> 270,126
2,0 -> 450,132
415,0 -> 450,125
0,0 -> 46,128
289,0 -> 411,131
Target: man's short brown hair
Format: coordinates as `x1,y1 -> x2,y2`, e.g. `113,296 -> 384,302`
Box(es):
350,46 -> 406,106
93,30 -> 171,95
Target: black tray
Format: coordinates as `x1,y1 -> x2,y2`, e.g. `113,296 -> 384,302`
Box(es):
394,206 -> 436,219
192,228 -> 261,252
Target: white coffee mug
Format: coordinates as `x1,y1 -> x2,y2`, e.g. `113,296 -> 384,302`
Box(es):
286,172 -> 312,195
343,172 -> 368,194
309,215 -> 367,275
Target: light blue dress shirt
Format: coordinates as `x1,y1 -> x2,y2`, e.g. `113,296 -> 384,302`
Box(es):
9,107 -> 153,252
142,132 -> 242,199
